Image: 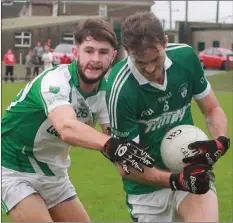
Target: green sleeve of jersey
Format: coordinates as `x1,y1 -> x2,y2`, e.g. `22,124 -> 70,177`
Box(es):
4,78 -> 45,114
5,67 -> 71,117
106,62 -> 139,141
39,68 -> 71,116
188,47 -> 211,99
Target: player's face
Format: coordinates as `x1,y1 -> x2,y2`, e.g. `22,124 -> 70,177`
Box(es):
129,44 -> 166,82
77,37 -> 116,84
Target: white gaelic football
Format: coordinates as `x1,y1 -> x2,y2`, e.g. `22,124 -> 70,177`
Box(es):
160,125 -> 209,173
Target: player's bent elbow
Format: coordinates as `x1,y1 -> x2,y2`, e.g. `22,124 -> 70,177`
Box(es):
60,130 -> 69,142
60,129 -> 70,143
59,122 -> 75,144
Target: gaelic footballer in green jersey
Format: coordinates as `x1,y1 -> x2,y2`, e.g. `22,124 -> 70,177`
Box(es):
106,12 -> 229,222
1,18 -> 154,222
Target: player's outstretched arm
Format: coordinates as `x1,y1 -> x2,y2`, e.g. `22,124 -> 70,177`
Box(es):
116,163 -> 172,188
116,163 -> 211,194
48,105 -> 154,173
48,104 -> 110,150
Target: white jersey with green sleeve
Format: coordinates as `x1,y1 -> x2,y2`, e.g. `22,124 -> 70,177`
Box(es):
2,60 -> 109,176
106,44 -> 211,195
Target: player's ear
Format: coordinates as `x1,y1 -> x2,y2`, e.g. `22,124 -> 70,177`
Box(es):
164,35 -> 169,47
111,50 -> 118,64
75,44 -> 80,57
113,50 -> 117,59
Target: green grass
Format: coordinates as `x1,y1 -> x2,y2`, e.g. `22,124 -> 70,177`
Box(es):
1,72 -> 232,222
207,71 -> 233,92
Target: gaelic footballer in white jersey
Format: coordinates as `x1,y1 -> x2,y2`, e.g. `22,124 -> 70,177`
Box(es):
2,62 -> 109,176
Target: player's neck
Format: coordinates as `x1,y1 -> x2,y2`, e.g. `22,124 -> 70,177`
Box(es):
151,69 -> 165,85
154,75 -> 164,85
79,78 -> 99,94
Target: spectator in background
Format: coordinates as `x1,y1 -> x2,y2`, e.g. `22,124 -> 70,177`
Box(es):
25,49 -> 33,82
32,53 -> 40,77
47,39 -> 54,52
33,42 -> 44,69
41,44 -> 53,70
47,39 -> 51,47
3,49 -> 16,83
60,54 -> 72,64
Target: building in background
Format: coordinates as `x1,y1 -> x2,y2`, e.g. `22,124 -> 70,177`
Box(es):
175,21 -> 233,52
2,0 -> 233,61
1,0 -> 153,63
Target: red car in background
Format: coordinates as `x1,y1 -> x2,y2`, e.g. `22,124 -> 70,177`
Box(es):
198,47 -> 233,70
52,43 -> 77,65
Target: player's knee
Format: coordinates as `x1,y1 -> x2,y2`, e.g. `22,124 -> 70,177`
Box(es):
178,190 -> 218,221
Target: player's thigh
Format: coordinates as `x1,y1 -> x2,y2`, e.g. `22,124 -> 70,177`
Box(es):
38,174 -> 90,222
178,170 -> 218,222
49,196 -> 91,222
8,194 -> 53,222
127,189 -> 175,222
2,167 -> 53,222
178,190 -> 218,222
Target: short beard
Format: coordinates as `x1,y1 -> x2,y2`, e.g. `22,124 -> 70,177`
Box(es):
77,60 -> 109,84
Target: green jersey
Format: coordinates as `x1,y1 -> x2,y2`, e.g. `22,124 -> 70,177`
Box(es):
106,44 -> 210,195
2,61 -> 109,176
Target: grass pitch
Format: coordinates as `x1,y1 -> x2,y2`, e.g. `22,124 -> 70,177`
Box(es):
1,71 -> 232,222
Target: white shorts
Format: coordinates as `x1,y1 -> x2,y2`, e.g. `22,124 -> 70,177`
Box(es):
126,170 -> 216,222
1,167 -> 77,214
126,189 -> 189,222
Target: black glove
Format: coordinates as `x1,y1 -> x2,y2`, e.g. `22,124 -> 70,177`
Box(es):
103,137 -> 154,175
170,164 -> 211,194
183,136 -> 230,165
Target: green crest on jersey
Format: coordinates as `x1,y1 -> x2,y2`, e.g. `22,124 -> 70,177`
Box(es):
179,83 -> 188,98
49,86 -> 60,94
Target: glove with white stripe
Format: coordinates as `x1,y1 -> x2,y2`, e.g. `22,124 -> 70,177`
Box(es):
103,137 -> 155,175
169,164 -> 211,194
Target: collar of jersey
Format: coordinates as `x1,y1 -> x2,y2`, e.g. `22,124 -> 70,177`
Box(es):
68,60 -> 107,98
128,55 -> 172,91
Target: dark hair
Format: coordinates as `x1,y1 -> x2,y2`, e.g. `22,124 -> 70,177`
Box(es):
121,11 -> 165,54
74,19 -> 118,49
